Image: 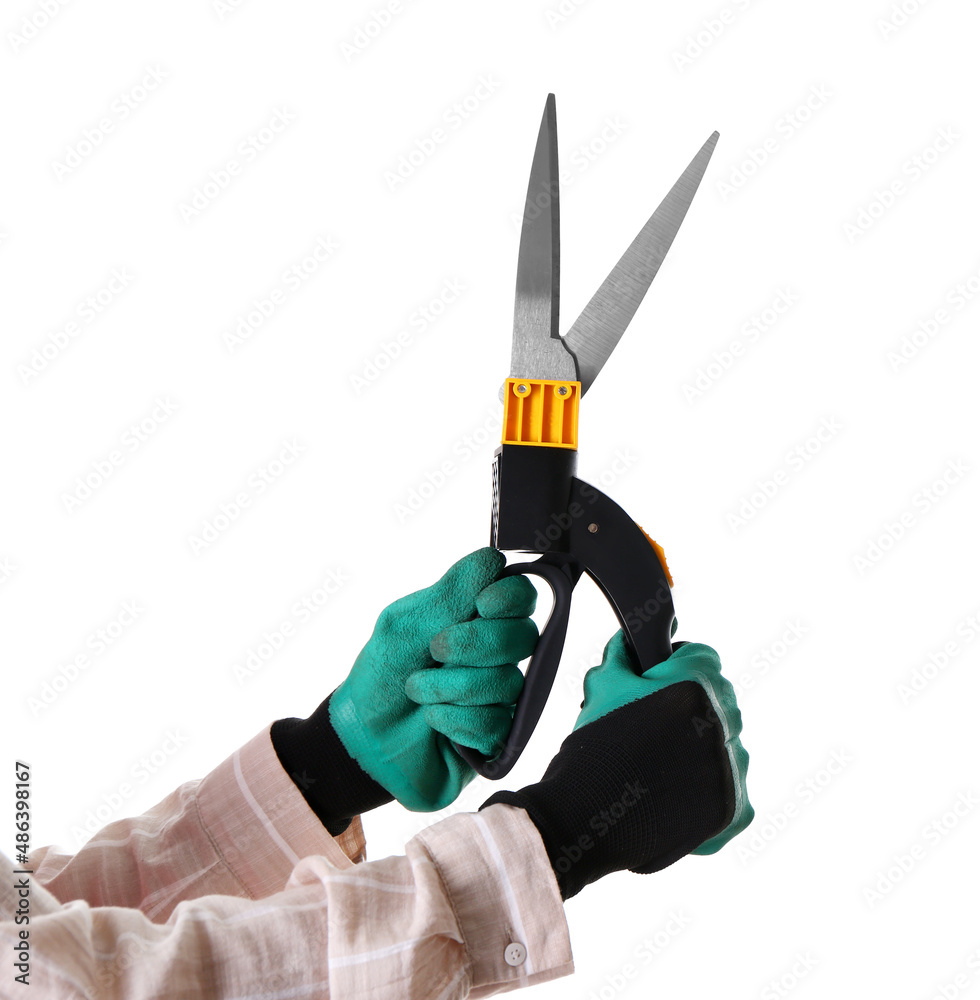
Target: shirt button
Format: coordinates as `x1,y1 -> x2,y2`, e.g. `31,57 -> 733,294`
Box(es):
504,942 -> 527,967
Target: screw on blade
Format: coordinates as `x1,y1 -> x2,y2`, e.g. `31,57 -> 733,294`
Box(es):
504,94 -> 577,398
561,131 -> 719,396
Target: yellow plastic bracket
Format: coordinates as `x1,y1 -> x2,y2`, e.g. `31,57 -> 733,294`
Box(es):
502,378 -> 580,449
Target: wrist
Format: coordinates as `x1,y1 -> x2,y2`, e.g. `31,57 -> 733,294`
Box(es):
480,785 -> 581,901
271,690 -> 394,837
328,676 -> 475,813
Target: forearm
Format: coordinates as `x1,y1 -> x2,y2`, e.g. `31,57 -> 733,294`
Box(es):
2,804 -> 573,999
31,725 -> 365,920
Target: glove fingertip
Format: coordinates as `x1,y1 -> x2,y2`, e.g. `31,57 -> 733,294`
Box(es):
429,631 -> 450,662
403,670 -> 430,705
463,547 -> 506,589
476,574 -> 537,619
435,549 -> 505,618
504,615 -> 539,662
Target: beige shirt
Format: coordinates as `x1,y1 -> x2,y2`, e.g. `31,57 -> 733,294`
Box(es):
1,725 -> 574,998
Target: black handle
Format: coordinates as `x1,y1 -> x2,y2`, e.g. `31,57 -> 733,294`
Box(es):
464,440 -> 676,779
565,476 -> 675,673
452,556 -> 580,779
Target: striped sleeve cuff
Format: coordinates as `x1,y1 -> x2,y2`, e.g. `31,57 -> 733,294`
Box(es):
196,725 -> 367,900
415,802 -> 574,996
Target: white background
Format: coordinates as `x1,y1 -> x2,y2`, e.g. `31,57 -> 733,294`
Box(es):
3,0 -> 980,996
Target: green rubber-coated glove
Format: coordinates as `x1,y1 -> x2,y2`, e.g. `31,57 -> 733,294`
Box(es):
575,630 -> 754,854
328,548 -> 538,812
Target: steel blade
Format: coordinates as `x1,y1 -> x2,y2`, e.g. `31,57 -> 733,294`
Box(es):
562,131 -> 719,396
506,94 -> 577,391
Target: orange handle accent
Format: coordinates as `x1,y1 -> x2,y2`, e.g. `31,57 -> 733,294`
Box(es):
636,524 -> 673,588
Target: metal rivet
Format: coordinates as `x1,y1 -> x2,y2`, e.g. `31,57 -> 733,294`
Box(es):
516,383 -> 528,394
588,523 -> 599,533
557,385 -> 568,396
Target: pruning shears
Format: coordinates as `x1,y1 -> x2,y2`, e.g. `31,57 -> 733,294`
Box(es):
452,95 -> 718,779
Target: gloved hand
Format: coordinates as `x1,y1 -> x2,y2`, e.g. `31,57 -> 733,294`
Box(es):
481,630 -> 753,900
272,548 -> 539,828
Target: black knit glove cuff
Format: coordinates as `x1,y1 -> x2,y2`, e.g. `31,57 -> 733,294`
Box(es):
271,691 -> 394,837
481,786 -> 588,901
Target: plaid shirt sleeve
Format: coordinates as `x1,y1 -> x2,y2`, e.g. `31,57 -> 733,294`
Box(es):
1,724 -> 574,998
